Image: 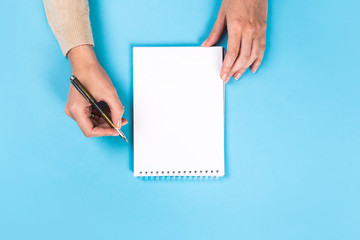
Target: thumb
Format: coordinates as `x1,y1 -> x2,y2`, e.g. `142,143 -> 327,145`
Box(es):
201,12 -> 226,47
103,94 -> 125,129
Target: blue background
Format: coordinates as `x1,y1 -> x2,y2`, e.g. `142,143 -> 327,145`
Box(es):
1,0 -> 359,239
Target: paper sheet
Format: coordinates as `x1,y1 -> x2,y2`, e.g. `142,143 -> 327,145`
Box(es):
133,47 -> 224,177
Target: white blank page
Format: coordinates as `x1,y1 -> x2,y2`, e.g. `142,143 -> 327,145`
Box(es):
133,47 -> 224,178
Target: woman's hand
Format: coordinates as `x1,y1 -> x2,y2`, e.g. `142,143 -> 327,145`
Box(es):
66,45 -> 127,137
202,0 -> 268,82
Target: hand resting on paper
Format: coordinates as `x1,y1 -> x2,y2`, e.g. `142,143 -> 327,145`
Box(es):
65,45 -> 128,137
202,0 -> 268,82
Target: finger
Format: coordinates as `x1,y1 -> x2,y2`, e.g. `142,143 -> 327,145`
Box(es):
73,110 -> 120,137
101,93 -> 125,129
122,118 -> 128,126
96,118 -> 128,128
232,37 -> 260,80
96,122 -> 114,128
72,108 -> 97,137
251,36 -> 266,73
92,127 -> 119,137
202,11 -> 226,47
91,117 -> 106,126
221,30 -> 241,82
65,106 -> 74,120
229,29 -> 254,80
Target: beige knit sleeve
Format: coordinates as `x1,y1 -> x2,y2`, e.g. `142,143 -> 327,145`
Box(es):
43,0 -> 94,56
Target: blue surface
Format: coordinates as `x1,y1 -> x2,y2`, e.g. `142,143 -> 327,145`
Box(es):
1,0 -> 359,239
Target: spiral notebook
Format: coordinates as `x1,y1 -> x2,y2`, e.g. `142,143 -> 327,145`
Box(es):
133,47 -> 224,179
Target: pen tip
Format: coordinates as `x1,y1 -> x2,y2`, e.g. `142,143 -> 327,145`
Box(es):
115,128 -> 128,143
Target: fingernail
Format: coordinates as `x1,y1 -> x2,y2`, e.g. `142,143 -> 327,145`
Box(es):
221,73 -> 227,81
116,119 -> 121,129
113,132 -> 119,136
201,39 -> 208,47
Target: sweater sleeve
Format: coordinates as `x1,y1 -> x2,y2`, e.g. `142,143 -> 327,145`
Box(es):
43,0 -> 94,56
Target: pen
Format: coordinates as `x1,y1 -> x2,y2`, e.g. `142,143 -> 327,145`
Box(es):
69,75 -> 128,142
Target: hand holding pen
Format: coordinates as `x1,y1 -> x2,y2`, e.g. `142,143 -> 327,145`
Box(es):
65,45 -> 128,139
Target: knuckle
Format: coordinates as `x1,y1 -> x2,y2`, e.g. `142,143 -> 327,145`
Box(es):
83,131 -> 92,138
68,103 -> 80,113
114,103 -> 125,115
251,50 -> 260,60
245,24 -> 256,36
260,21 -> 267,31
255,20 -> 267,30
242,53 -> 251,62
227,50 -> 238,59
230,18 -> 244,28
109,90 -> 119,99
252,23 -> 266,39
64,107 -> 71,116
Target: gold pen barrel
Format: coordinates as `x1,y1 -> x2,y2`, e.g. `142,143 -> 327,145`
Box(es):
70,75 -> 96,102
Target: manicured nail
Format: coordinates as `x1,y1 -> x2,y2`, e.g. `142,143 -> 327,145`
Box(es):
221,73 -> 227,81
201,39 -> 208,47
116,119 -> 121,129
252,66 -> 259,73
234,72 -> 241,80
113,132 -> 119,136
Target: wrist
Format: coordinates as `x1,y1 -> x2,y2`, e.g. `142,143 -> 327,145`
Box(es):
68,45 -> 100,73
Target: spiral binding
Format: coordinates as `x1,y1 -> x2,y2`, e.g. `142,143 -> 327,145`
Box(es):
136,170 -> 222,180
